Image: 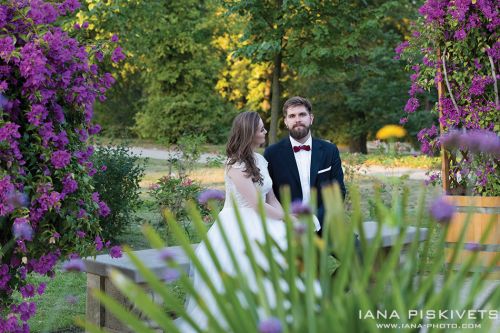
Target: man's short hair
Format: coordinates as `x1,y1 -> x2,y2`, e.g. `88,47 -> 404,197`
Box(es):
283,96 -> 312,116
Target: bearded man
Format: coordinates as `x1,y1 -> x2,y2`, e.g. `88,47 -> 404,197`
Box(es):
264,96 -> 346,233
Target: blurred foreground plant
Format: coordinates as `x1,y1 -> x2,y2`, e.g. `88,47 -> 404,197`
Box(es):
80,184 -> 499,333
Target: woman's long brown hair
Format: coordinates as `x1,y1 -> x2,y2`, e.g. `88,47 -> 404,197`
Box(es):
226,111 -> 263,184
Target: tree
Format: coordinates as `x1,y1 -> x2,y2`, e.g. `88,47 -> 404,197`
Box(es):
223,0 -> 343,143
288,0 -> 428,153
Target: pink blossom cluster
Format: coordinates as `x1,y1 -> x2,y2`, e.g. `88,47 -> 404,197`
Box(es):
0,1 -> 123,331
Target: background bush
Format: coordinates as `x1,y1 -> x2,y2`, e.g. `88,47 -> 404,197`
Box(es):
91,144 -> 146,241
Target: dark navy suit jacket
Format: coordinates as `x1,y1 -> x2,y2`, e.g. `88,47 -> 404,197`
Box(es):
264,137 -> 346,228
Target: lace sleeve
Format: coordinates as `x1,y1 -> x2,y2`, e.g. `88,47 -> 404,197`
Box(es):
226,161 -> 245,170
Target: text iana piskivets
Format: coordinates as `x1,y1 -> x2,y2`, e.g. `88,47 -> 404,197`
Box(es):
359,309 -> 499,320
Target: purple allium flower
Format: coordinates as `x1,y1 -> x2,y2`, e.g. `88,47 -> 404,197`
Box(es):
293,222 -> 307,235
291,200 -> 312,216
76,230 -> 86,238
109,245 -> 122,258
258,317 -> 282,333
441,130 -> 500,157
111,34 -> 119,42
440,130 -> 463,149
82,21 -> 89,29
464,243 -> 482,252
12,218 -> 34,241
158,248 -> 176,262
163,268 -> 181,283
399,117 -> 408,125
428,196 -> 455,224
197,189 -> 225,204
62,258 -> 85,272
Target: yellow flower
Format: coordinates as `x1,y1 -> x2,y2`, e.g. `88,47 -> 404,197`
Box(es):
376,125 -> 407,140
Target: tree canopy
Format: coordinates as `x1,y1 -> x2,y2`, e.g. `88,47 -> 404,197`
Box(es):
77,0 -> 432,151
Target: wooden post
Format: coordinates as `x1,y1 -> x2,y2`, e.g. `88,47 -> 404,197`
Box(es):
437,48 -> 450,193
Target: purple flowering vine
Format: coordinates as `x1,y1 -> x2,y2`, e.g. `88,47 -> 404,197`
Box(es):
0,0 -> 124,330
397,0 -> 499,196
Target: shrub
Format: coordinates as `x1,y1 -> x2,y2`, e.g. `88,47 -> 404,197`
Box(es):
164,134 -> 206,177
91,144 -> 146,241
81,184 -> 499,333
0,1 -> 123,330
148,176 -> 212,230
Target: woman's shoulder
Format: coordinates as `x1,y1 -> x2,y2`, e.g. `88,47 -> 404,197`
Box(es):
253,152 -> 268,165
226,159 -> 245,170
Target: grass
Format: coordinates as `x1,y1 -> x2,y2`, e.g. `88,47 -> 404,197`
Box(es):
27,155 -> 442,332
20,269 -> 86,333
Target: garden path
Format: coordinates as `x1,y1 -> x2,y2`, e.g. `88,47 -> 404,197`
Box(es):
128,146 -> 430,179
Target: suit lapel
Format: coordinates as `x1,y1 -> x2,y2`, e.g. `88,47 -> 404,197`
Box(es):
310,138 -> 324,187
282,138 -> 301,187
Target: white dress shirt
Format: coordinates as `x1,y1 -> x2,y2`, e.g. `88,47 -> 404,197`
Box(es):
289,135 -> 312,203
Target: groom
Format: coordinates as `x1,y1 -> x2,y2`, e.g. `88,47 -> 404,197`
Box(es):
264,96 -> 346,233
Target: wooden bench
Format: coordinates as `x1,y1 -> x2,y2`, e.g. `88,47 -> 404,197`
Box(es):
83,222 -> 427,332
83,246 -> 192,333
360,221 -> 428,269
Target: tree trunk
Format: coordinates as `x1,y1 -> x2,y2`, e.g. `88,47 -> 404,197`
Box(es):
348,133 -> 368,154
269,51 -> 282,144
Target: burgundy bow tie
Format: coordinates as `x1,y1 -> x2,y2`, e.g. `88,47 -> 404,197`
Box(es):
293,145 -> 311,153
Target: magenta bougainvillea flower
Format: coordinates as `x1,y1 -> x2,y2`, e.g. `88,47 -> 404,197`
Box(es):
397,0 -> 499,196
0,1 -> 125,330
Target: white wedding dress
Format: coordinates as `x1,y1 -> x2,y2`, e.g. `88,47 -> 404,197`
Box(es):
175,153 -> 287,332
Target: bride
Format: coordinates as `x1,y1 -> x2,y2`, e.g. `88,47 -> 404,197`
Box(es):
176,111 -> 288,332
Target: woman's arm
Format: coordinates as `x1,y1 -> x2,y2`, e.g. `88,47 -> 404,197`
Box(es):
227,167 -> 284,220
266,189 -> 284,216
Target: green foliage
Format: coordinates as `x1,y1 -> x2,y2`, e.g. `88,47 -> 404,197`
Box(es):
82,184 -> 499,333
78,0 -> 236,143
176,134 -> 206,174
147,176 -> 214,240
289,1 -> 432,152
130,0 -> 235,143
91,144 -> 146,241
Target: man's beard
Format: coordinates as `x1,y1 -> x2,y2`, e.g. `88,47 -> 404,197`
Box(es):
289,124 -> 310,140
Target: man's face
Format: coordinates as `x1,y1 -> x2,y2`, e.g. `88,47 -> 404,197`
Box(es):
284,105 -> 313,141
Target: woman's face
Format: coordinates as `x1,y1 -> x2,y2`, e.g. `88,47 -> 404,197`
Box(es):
252,118 -> 267,147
